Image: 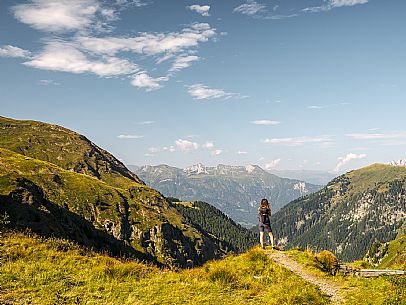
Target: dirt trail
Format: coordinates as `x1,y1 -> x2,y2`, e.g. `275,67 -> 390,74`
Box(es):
267,251 -> 345,305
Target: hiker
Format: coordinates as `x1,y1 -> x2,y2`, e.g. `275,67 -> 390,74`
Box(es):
258,198 -> 274,250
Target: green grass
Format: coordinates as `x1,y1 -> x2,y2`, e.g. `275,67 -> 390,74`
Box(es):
286,248 -> 406,305
0,232 -> 329,305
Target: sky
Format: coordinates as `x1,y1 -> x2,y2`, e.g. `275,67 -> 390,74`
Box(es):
1,0 -> 405,173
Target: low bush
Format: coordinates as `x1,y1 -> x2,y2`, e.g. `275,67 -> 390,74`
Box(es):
315,250 -> 338,274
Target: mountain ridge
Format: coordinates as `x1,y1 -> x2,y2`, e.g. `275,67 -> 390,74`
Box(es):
135,163 -> 322,227
271,163 -> 406,261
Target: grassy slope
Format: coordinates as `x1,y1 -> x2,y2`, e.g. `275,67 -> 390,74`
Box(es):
287,249 -> 406,305
272,163 -> 406,260
0,232 -> 328,305
0,147 -> 206,265
0,116 -> 142,189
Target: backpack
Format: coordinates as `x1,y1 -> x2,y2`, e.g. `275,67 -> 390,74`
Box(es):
259,208 -> 270,223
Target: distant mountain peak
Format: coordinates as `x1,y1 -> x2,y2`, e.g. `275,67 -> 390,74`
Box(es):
184,163 -> 208,175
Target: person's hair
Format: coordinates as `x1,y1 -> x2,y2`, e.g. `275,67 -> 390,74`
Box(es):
260,198 -> 269,209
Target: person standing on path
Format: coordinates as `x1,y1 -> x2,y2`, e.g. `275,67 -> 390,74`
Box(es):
258,198 -> 275,249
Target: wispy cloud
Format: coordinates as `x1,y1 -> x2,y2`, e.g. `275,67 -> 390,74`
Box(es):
211,149 -> 223,156
76,23 -> 216,56
334,153 -> 367,172
303,0 -> 369,13
131,72 -> 168,91
117,134 -> 144,139
251,120 -> 280,126
0,45 -> 31,58
264,158 -> 281,170
169,55 -> 200,73
187,84 -> 246,100
9,0 -> 217,91
137,120 -> 155,125
238,150 -> 248,155
38,79 -> 60,86
13,0 -> 106,33
233,0 -> 266,16
262,136 -> 333,146
188,4 -> 210,16
175,139 -> 199,151
346,131 -> 406,140
24,41 -> 138,77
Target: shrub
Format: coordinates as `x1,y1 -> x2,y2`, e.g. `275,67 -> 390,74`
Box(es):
315,250 -> 338,274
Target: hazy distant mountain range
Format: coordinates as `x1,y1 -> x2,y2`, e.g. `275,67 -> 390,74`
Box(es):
134,163 -> 322,227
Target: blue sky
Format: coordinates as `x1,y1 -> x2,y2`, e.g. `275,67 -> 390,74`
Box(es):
1,0 -> 405,173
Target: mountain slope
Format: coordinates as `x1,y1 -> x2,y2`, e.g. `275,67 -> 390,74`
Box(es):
135,164 -> 322,227
271,164 -> 406,261
0,116 -> 142,189
0,117 -> 246,268
168,199 -> 257,253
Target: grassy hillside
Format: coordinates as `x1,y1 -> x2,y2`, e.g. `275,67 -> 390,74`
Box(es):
0,147 -> 227,267
0,116 -> 243,268
271,164 -> 406,261
365,222 -> 406,270
0,116 -> 142,189
0,232 -> 329,305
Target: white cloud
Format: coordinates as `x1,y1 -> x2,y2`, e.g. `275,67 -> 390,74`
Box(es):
169,55 -> 200,72
76,23 -> 216,56
187,84 -> 245,100
233,0 -> 266,16
331,0 -> 368,7
24,41 -> 138,77
211,149 -> 223,156
262,136 -> 332,146
0,45 -> 31,58
13,0 -> 102,32
38,79 -> 60,86
238,150 -> 248,155
303,0 -> 368,13
137,120 -> 155,125
116,0 -> 150,8
175,139 -> 199,151
334,153 -> 367,172
308,105 -> 325,109
131,72 -> 168,91
251,120 -> 280,126
188,5 -> 210,16
117,134 -> 144,139
202,142 -> 214,149
264,159 -> 281,170
346,132 -> 406,140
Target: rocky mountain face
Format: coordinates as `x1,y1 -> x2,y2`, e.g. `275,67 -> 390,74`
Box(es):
135,163 -> 322,227
0,117 -> 240,268
271,164 -> 406,261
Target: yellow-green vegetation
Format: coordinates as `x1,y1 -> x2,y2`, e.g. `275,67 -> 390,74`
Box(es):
287,249 -> 406,305
272,163 -> 406,261
315,250 -> 338,274
0,116 -> 142,189
0,146 -> 222,267
0,232 -> 329,305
